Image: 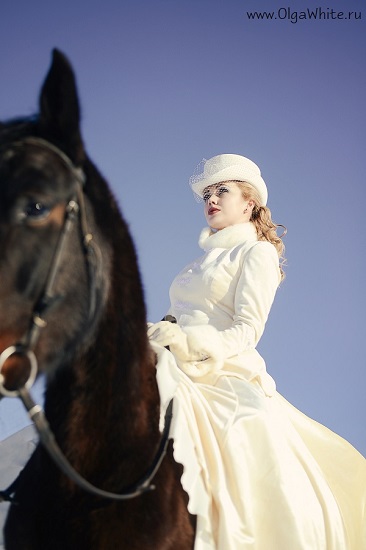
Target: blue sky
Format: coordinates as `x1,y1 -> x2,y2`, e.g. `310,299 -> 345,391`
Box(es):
0,0 -> 365,456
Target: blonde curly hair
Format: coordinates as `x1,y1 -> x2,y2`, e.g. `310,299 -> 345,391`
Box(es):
235,181 -> 287,280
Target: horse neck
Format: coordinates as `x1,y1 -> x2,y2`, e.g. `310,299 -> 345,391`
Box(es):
43,249 -> 161,482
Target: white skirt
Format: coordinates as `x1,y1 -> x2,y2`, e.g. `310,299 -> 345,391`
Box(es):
153,342 -> 366,550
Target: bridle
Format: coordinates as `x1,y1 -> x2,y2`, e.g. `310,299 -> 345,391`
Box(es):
0,137 -> 101,398
0,137 -> 173,503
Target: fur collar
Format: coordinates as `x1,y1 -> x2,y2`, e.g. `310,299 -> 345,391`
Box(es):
198,222 -> 258,251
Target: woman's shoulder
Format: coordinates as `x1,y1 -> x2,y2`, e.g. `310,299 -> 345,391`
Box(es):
235,238 -> 277,257
250,240 -> 278,254
235,240 -> 279,275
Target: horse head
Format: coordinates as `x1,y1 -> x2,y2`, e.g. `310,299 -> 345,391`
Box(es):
0,49 -> 149,396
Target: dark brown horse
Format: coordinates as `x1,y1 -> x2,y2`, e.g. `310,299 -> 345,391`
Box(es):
0,50 -> 195,549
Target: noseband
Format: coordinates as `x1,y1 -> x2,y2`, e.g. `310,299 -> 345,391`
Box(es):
0,138 -> 173,503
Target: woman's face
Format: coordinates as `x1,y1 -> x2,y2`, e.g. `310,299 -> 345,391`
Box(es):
203,181 -> 252,230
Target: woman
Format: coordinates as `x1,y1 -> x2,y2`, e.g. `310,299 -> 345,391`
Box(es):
148,154 -> 366,550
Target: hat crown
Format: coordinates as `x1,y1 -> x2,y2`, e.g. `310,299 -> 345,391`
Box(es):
204,154 -> 261,179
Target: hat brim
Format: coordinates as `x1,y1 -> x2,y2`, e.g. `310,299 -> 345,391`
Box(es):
191,166 -> 268,206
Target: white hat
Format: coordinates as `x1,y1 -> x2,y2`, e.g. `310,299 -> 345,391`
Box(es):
190,154 -> 268,206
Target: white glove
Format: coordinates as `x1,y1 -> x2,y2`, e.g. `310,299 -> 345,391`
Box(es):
148,321 -> 224,377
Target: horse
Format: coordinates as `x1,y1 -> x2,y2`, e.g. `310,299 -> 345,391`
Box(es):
0,49 -> 195,549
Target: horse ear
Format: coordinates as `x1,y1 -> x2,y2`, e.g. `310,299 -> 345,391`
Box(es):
39,49 -> 84,164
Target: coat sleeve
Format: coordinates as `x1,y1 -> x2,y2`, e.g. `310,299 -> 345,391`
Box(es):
218,241 -> 280,356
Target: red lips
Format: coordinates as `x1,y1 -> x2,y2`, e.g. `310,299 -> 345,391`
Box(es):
208,207 -> 220,215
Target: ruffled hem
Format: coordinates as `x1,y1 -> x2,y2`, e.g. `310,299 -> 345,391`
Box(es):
152,341 -> 366,550
153,341 -> 215,548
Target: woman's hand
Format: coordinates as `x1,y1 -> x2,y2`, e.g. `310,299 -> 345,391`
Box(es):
148,321 -> 224,377
148,321 -> 193,361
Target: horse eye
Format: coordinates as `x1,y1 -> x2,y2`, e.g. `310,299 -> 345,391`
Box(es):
23,201 -> 51,221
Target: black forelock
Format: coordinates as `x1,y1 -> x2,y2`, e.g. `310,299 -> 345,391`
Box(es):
0,116 -> 40,146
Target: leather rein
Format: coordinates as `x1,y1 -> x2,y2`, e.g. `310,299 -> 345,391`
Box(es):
0,137 -> 173,503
